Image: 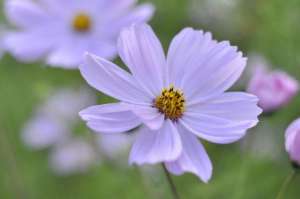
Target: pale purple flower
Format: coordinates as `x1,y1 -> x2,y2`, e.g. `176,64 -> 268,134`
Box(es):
22,114 -> 69,149
285,118 -> 300,166
247,66 -> 299,112
49,138 -> 97,175
79,24 -> 261,182
22,87 -> 95,149
4,0 -> 154,68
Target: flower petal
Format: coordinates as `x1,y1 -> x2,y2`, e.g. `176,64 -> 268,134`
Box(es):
129,120 -> 182,165
167,28 -> 246,103
181,92 -> 261,144
118,23 -> 166,96
4,30 -> 55,62
46,37 -> 89,68
167,28 -> 215,87
165,125 -> 212,182
124,104 -> 164,130
79,103 -> 141,133
79,53 -> 151,104
108,4 -> 155,36
5,0 -> 51,28
285,118 -> 300,152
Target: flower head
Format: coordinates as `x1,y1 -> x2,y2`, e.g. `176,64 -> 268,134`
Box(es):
79,24 -> 262,182
285,118 -> 300,167
247,66 -> 299,112
4,0 -> 154,68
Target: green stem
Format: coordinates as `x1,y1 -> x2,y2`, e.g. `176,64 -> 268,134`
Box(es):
161,164 -> 180,199
275,169 -> 296,199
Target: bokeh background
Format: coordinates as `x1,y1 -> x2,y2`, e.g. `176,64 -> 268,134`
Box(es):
1,0 -> 300,198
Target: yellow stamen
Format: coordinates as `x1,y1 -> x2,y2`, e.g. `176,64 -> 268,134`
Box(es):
154,85 -> 185,121
72,13 -> 91,32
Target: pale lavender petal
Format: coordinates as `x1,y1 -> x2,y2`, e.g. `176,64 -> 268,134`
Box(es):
4,30 -> 55,62
5,0 -> 51,28
108,4 -> 155,36
80,103 -> 141,133
101,0 -> 137,20
79,53 -> 151,104
129,120 -> 182,165
165,125 -> 212,182
167,28 -> 215,87
88,40 -> 117,62
46,37 -> 89,68
167,28 -> 246,103
118,24 -> 166,96
124,103 -> 164,130
180,92 -> 261,144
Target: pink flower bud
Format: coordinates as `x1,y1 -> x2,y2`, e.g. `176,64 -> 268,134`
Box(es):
247,68 -> 298,112
285,118 -> 300,166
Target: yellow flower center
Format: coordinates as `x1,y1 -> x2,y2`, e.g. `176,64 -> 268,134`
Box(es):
72,13 -> 91,32
154,85 -> 185,121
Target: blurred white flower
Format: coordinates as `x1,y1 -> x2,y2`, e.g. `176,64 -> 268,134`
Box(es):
49,138 -> 97,176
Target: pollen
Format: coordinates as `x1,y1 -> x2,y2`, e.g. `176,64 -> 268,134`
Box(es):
72,13 -> 91,32
154,85 -> 185,121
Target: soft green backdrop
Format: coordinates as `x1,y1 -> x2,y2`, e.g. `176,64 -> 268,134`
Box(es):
1,0 -> 300,198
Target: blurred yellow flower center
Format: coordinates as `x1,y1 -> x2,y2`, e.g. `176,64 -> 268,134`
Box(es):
154,85 -> 185,121
72,13 -> 91,32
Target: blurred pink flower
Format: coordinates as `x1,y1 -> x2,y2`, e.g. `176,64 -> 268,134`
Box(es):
285,118 -> 300,166
4,0 -> 154,68
79,23 -> 262,182
50,138 -> 97,175
247,67 -> 299,112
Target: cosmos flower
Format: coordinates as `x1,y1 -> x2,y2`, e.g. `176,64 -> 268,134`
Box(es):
22,87 -> 133,175
285,118 -> 300,167
22,88 -> 96,149
4,0 -> 154,68
79,24 -> 262,182
247,66 -> 299,112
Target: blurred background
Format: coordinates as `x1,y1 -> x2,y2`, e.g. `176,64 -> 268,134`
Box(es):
1,0 -> 300,198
